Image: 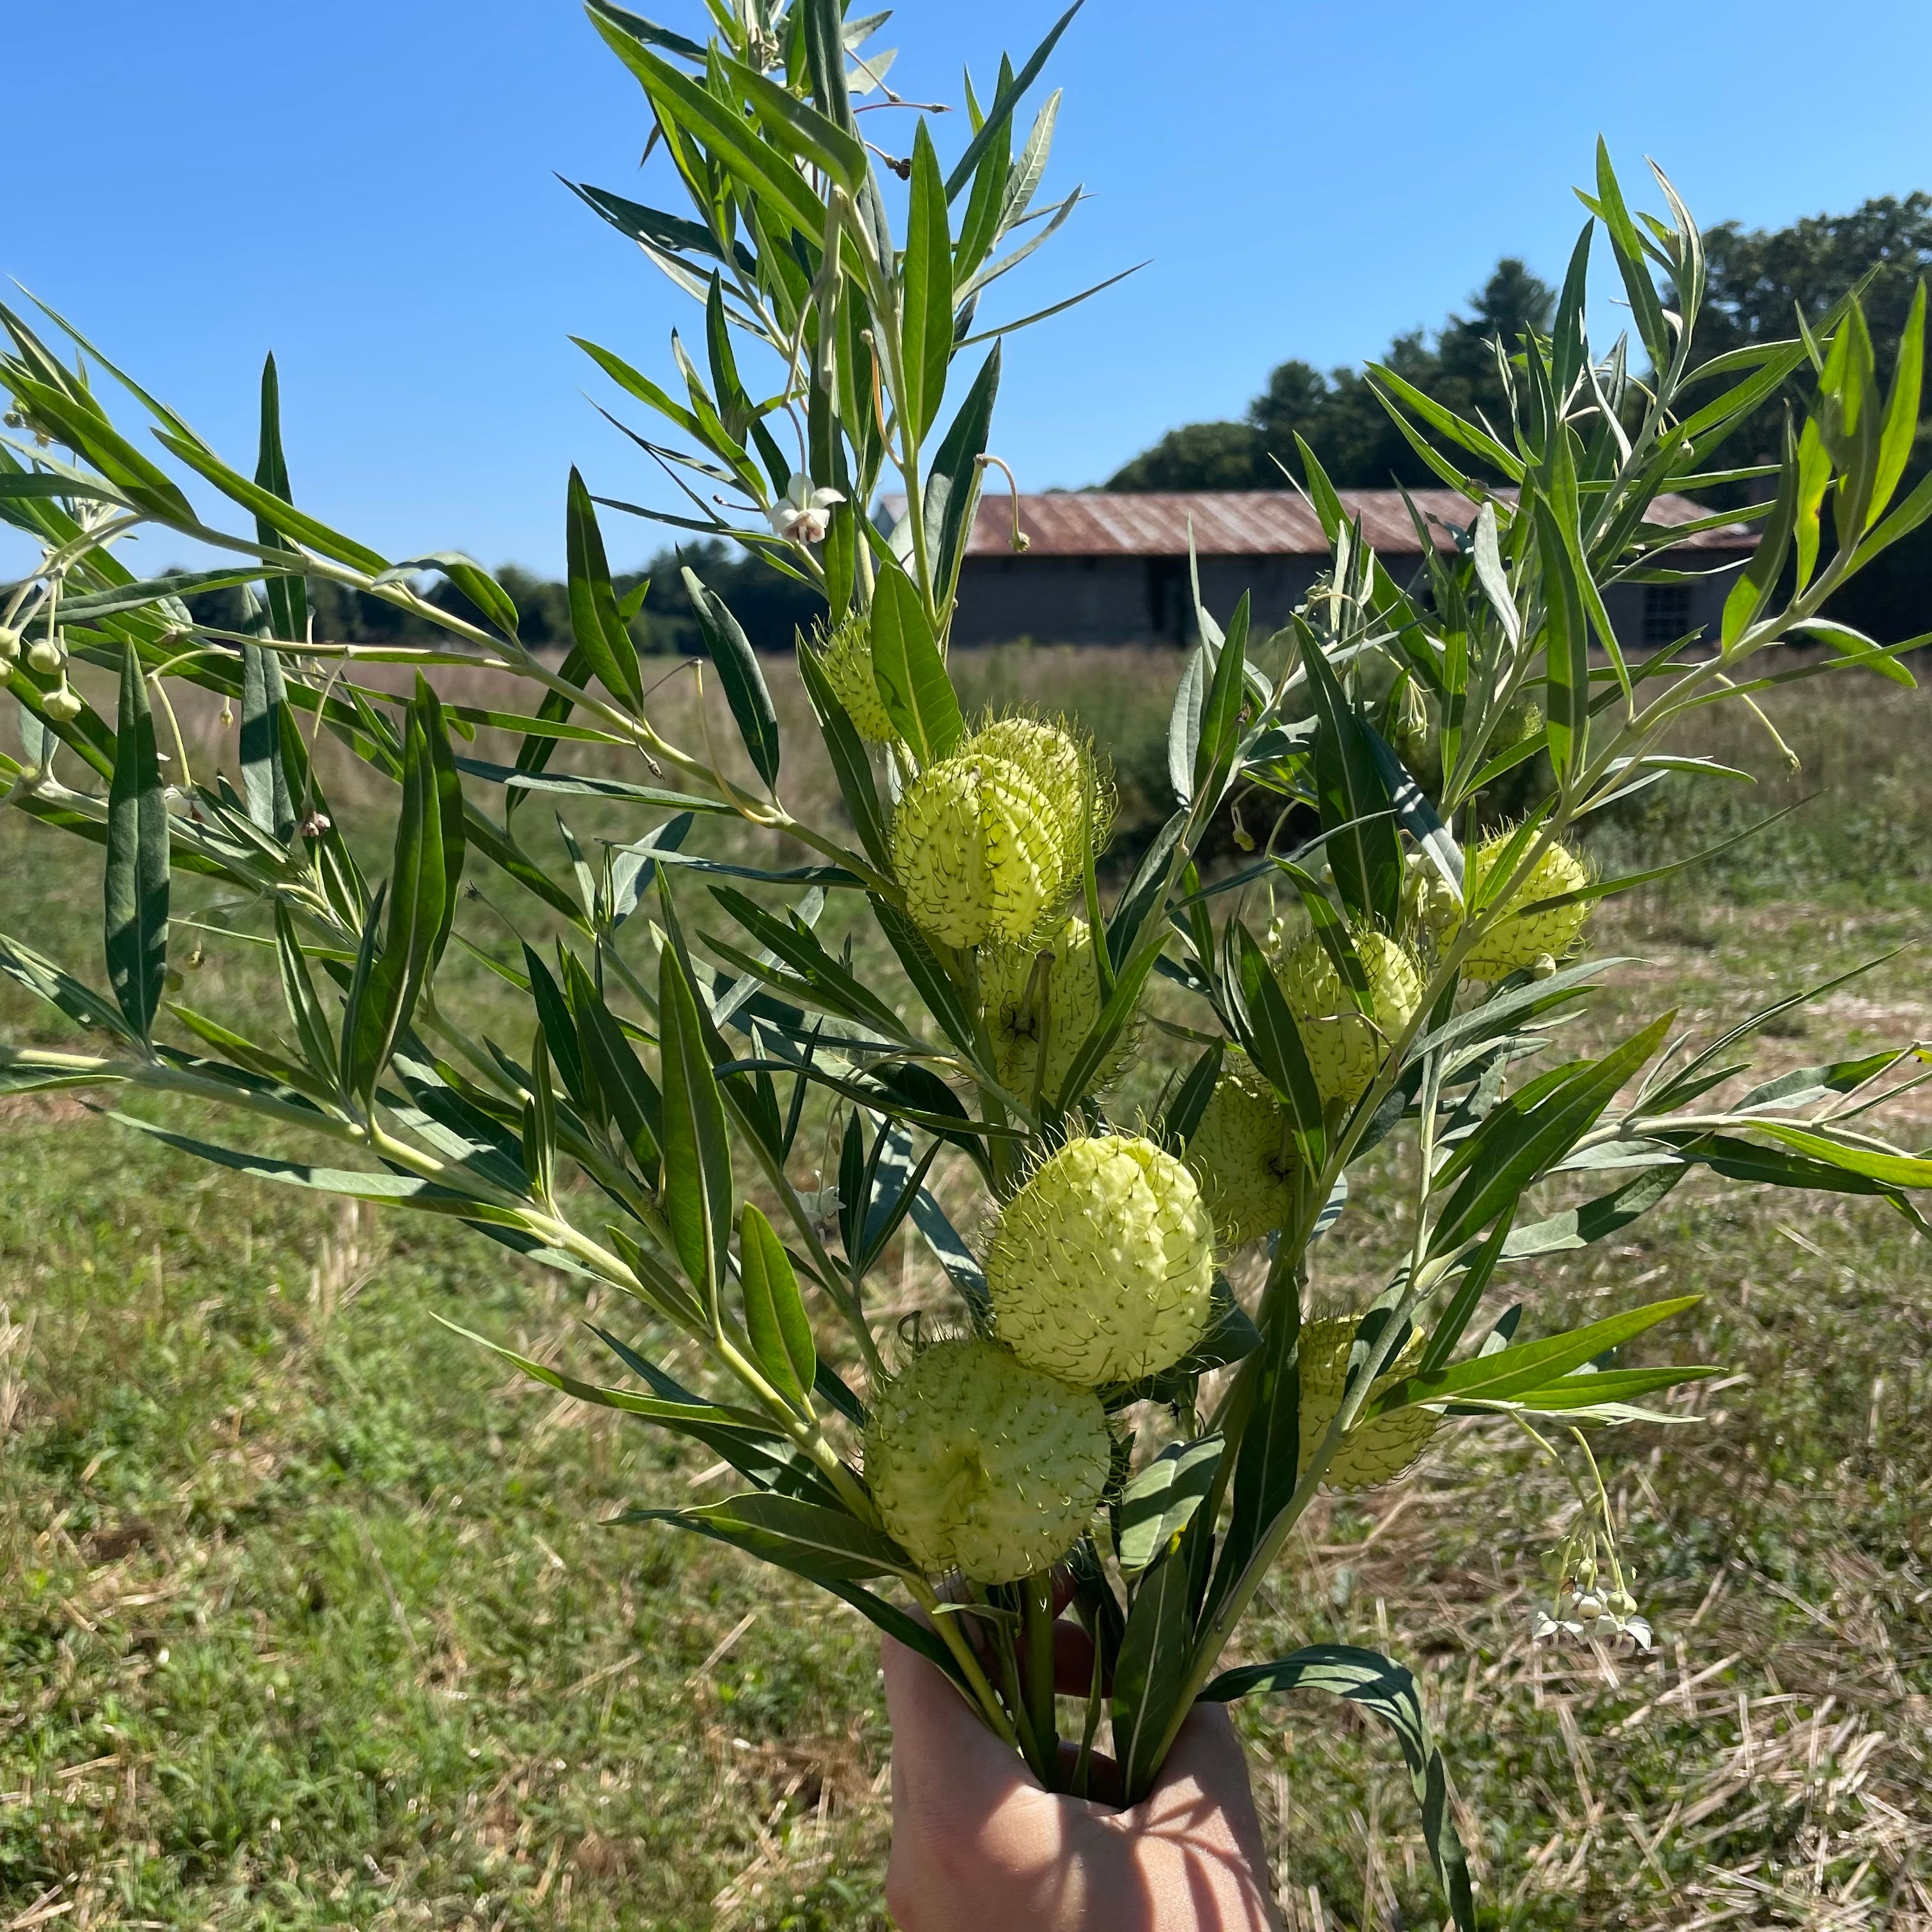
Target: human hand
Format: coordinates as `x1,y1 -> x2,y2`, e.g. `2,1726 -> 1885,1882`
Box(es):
882,1621 -> 1282,1932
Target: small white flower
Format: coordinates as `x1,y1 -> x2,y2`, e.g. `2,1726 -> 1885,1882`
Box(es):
767,472 -> 843,545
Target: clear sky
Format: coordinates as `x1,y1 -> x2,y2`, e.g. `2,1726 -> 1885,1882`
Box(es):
7,0 -> 1931,578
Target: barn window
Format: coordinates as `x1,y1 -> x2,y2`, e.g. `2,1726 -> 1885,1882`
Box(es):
1643,585 -> 1693,644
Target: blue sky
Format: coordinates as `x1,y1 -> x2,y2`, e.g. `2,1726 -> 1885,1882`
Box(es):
8,0 -> 1931,578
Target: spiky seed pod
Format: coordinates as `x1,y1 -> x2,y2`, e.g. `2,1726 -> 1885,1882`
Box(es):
891,753 -> 1068,948
1460,834 -> 1591,979
967,716 -> 1114,891
1298,1315 -> 1438,1489
816,611 -> 896,745
863,1336 -> 1112,1583
981,916 -> 1119,1106
987,1133 -> 1215,1386
1184,1048 -> 1297,1248
1275,929 -> 1424,1107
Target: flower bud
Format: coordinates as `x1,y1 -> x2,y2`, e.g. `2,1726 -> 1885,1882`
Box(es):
1457,833 -> 1591,980
1184,1048 -> 1296,1248
26,638 -> 64,675
864,1336 -> 1111,1583
981,916 -> 1116,1105
892,751 -> 1068,949
1298,1315 -> 1439,1489
816,611 -> 896,745
1400,852 -> 1462,951
43,685 -> 83,723
1275,929 -> 1423,1107
987,1133 -> 1215,1386
0,625 -> 19,663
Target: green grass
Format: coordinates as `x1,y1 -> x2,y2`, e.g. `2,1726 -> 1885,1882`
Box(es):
2,652 -> 1929,1927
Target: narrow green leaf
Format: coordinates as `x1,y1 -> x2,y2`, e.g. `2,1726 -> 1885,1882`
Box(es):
1112,1538 -> 1195,1802
1202,1645 -> 1476,1931
681,566 -> 779,788
254,353 -> 308,645
1300,630 -> 1401,928
240,639 -> 296,840
104,649 -> 169,1041
658,925 -> 735,1312
1115,1436 -> 1223,1574
622,1492 -> 910,1585
153,429 -> 388,572
1532,495 -> 1589,781
868,562 -> 961,763
1869,279 -> 1926,529
566,468 -> 644,710
739,1202 -> 818,1410
901,121 -> 954,440
1193,595 -> 1250,795
796,638 -> 893,872
943,1 -> 1083,201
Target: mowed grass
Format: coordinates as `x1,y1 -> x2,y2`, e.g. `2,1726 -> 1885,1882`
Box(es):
1,647 -> 1929,1929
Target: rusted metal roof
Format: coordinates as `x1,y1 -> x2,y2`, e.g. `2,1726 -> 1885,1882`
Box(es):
879,489 -> 1752,558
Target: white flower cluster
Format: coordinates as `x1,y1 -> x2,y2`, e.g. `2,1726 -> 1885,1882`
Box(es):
1531,1525 -> 1652,1652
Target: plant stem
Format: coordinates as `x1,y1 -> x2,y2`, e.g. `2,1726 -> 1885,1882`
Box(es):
1023,1572 -> 1058,1788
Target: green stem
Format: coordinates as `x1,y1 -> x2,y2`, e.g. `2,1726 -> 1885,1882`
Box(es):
1023,1572 -> 1059,1788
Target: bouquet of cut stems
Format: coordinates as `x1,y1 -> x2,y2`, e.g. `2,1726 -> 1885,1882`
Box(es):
5,3 -> 1931,1918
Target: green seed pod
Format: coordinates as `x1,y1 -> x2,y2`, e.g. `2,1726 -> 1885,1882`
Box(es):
1298,1314 -> 1438,1489
1275,929 -> 1423,1107
967,716 -> 1114,886
981,916 -> 1119,1105
817,611 -> 896,745
987,1133 -> 1215,1386
864,1336 -> 1112,1583
892,751 -> 1068,949
1460,835 -> 1591,979
1184,1048 -> 1297,1248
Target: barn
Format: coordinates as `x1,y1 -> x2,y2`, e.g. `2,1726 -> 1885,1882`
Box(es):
880,490 -> 1754,650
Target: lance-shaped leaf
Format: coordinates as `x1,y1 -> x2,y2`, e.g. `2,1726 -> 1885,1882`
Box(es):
900,120 -> 954,440
739,1202 -> 817,1412
658,921 -> 734,1312
1301,631 -> 1400,928
0,933 -> 136,1043
1368,1294 -> 1701,1416
1203,1645 -> 1476,1931
253,353 -> 308,646
682,566 -> 779,788
567,468 -> 644,710
104,648 -> 169,1042
1206,1284 -> 1301,1629
1428,1014 -> 1673,1257
620,1492 -> 910,1586
1531,494 -> 1589,782
1115,1436 -> 1223,1575
796,637 -> 893,873
1112,1533 -> 1195,1803
240,634 -> 296,841
869,562 -> 961,763
273,905 -> 339,1092
342,682 -> 464,1100
924,343 -> 1001,606
1232,923 -> 1325,1163
943,0 -> 1083,201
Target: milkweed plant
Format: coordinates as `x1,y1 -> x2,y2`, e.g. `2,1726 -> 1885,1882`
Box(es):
4,3 -> 1931,1919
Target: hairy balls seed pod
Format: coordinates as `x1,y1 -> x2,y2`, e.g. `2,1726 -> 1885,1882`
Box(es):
891,751 -> 1068,949
816,611 -> 896,745
1298,1315 -> 1438,1489
1275,929 -> 1424,1107
980,916 -> 1118,1107
863,1336 -> 1111,1583
1459,835 -> 1591,979
1184,1048 -> 1297,1249
987,1133 -> 1215,1386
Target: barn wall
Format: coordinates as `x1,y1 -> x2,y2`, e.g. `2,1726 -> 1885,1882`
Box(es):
950,552 -> 1749,652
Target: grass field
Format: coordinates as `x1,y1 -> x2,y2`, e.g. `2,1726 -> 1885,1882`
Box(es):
2,647 -> 1929,1929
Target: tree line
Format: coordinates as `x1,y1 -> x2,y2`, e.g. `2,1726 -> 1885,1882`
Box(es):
181,194 -> 1930,651
1109,194 -> 1932,643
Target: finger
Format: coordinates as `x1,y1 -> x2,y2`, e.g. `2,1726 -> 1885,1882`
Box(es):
881,1632 -> 1039,1820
